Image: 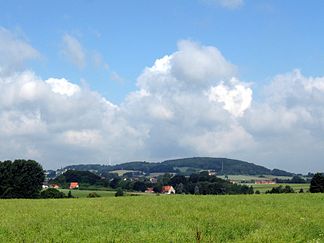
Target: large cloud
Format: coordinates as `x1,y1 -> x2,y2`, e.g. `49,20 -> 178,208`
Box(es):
1,29 -> 324,172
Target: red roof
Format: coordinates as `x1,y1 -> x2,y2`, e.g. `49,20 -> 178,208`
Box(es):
69,182 -> 79,189
162,186 -> 172,192
145,187 -> 154,193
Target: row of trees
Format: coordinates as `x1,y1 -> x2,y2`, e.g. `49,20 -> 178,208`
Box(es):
109,171 -> 254,195
1,158 -> 324,198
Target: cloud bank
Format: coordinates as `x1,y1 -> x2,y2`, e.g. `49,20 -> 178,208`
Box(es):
1,28 -> 324,173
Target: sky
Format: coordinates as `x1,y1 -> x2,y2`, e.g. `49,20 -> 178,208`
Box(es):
1,0 -> 324,173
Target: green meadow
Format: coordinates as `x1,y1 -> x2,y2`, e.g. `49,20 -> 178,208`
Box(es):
1,194 -> 324,242
249,183 -> 310,193
59,189 -> 116,198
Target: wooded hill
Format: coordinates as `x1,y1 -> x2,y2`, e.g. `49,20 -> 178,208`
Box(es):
64,157 -> 293,176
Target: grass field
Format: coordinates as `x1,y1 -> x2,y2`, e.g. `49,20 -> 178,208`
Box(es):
217,175 -> 294,181
59,189 -> 116,198
250,183 -> 310,193
1,194 -> 324,242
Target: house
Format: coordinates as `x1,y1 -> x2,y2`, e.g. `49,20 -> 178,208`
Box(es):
161,185 -> 175,194
208,170 -> 216,176
51,184 -> 60,189
145,187 -> 154,193
69,182 -> 79,189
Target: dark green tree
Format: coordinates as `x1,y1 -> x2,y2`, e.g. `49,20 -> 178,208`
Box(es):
194,185 -> 200,195
310,173 -> 324,193
115,188 -> 124,197
0,160 -> 45,198
175,183 -> 184,194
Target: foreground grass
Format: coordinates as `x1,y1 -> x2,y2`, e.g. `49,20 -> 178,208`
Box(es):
0,194 -> 324,242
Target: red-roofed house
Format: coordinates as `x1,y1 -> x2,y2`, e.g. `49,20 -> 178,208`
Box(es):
161,185 -> 175,194
69,182 -> 79,189
51,184 -> 60,189
145,187 -> 154,193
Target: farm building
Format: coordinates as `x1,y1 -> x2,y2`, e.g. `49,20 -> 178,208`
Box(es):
69,182 -> 79,189
145,187 -> 154,193
161,186 -> 175,194
255,180 -> 276,184
51,184 -> 60,189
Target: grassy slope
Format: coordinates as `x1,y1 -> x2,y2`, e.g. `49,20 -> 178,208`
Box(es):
1,194 -> 324,242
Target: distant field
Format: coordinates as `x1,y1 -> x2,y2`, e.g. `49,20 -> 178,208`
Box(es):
217,174 -> 294,181
1,194 -> 324,242
250,183 -> 310,193
110,170 -> 135,176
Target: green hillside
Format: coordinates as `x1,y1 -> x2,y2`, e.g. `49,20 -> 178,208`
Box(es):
64,157 -> 293,176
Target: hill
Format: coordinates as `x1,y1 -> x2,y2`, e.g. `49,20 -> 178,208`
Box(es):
64,157 -> 293,176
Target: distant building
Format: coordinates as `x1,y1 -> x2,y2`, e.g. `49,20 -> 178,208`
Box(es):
208,170 -> 216,176
69,182 -> 79,189
51,184 -> 60,189
161,185 -> 175,194
42,185 -> 49,189
255,180 -> 275,185
150,177 -> 158,184
145,187 -> 154,193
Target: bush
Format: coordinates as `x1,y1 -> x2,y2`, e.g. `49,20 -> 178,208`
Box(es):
87,192 -> 101,198
40,188 -> 66,198
67,190 -> 74,198
115,188 -> 124,197
266,185 -> 294,194
255,190 -> 260,194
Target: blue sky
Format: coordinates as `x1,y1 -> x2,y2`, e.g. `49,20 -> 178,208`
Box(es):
1,0 -> 324,172
2,0 -> 324,103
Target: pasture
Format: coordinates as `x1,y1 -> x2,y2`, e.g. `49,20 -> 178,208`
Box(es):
59,189 -> 116,198
251,183 -> 309,193
0,194 -> 324,242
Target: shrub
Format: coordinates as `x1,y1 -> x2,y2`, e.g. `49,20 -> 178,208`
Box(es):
266,185 -> 294,194
115,188 -> 124,197
255,190 -> 260,194
87,192 -> 101,198
40,188 -> 65,198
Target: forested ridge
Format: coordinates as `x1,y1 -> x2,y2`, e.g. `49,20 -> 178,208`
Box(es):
65,157 -> 293,176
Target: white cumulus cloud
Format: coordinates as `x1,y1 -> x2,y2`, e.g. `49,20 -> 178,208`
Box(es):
46,78 -> 80,96
1,30 -> 324,173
